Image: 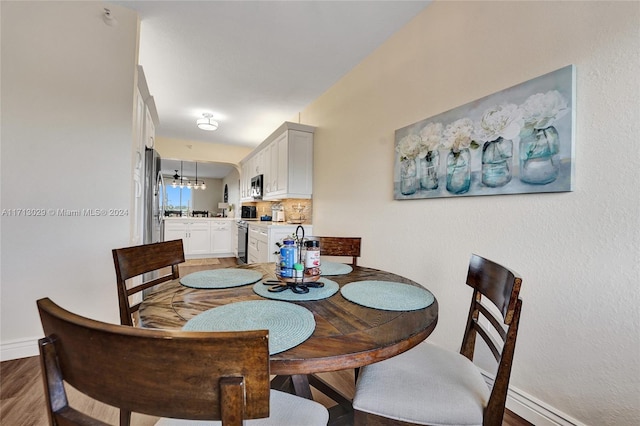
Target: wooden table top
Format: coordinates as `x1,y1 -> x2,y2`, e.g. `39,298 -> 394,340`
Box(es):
139,263 -> 439,376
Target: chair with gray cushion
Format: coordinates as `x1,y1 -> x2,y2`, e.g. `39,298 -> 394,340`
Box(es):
352,254 -> 523,426
112,239 -> 185,326
37,297 -> 329,426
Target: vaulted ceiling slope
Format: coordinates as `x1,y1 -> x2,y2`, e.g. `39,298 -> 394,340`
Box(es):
111,1 -> 431,148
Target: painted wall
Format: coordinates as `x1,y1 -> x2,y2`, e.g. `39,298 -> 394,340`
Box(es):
191,178 -> 224,214
0,2 -> 140,358
223,168 -> 241,218
155,135 -> 249,216
155,135 -> 251,165
301,1 -> 639,425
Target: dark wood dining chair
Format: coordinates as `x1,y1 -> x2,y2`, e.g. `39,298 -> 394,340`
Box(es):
316,236 -> 362,265
37,297 -> 329,426
112,239 -> 185,326
352,254 -> 523,426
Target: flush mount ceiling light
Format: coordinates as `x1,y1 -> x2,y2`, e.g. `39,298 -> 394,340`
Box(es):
197,113 -> 218,131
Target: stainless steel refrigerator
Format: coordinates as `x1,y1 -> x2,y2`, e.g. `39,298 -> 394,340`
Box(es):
144,148 -> 164,245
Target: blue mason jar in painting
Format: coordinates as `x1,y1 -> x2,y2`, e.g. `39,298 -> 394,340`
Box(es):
400,158 -> 418,195
419,150 -> 439,190
481,137 -> 513,187
519,125 -> 560,185
446,148 -> 471,194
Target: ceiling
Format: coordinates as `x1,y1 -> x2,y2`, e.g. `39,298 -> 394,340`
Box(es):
161,158 -> 235,180
111,0 -> 431,149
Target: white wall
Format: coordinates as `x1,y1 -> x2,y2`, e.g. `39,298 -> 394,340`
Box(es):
303,1 -> 639,425
223,168 -> 241,218
0,2 -> 139,358
192,177 -> 224,213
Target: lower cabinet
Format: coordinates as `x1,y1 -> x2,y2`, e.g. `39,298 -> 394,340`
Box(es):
164,219 -> 233,258
211,220 -> 232,255
248,225 -> 269,264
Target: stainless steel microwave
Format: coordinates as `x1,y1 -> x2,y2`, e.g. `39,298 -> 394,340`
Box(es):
250,174 -> 263,199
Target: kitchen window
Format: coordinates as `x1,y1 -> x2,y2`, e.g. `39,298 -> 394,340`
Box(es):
165,185 -> 192,216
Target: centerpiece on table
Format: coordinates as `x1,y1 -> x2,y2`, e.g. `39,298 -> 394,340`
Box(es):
269,226 -> 322,294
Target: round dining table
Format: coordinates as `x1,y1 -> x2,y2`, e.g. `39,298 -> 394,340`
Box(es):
139,262 -> 438,424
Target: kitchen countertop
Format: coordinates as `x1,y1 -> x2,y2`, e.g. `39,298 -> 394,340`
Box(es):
244,220 -> 312,228
163,216 -> 237,221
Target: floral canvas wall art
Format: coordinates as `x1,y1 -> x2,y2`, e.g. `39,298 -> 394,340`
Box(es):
394,65 -> 575,200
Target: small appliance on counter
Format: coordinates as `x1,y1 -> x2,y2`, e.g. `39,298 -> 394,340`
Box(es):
271,203 -> 285,222
241,205 -> 257,219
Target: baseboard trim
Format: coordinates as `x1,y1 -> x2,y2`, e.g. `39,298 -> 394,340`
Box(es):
1,337 -> 40,362
480,370 -> 586,426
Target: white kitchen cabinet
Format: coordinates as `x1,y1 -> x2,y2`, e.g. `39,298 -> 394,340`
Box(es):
239,122 -> 315,202
164,220 -> 211,256
130,87 -> 146,246
240,161 -> 248,201
247,223 -> 313,265
211,220 -> 232,254
264,128 -> 313,200
132,66 -> 159,246
164,219 -> 234,258
188,222 -> 211,255
248,224 -> 269,264
240,156 -> 255,202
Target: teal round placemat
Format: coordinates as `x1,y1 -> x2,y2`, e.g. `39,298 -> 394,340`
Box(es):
253,278 -> 339,301
180,269 -> 262,289
183,300 -> 315,354
320,261 -> 353,276
340,280 -> 435,311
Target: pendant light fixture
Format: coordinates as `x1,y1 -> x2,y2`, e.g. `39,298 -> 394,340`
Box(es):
193,163 -> 206,190
197,113 -> 218,131
171,161 -> 206,190
199,162 -> 206,190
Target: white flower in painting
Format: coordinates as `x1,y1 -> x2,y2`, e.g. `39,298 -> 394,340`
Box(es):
520,90 -> 568,129
442,118 -> 474,152
418,122 -> 443,157
475,103 -> 524,142
396,134 -> 421,160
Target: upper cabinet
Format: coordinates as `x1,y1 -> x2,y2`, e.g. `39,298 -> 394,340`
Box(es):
240,122 -> 315,202
131,66 -> 159,245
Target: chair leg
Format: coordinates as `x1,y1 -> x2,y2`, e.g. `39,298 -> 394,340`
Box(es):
120,409 -> 131,426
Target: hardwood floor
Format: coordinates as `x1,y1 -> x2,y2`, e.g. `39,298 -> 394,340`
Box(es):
1,257 -> 533,426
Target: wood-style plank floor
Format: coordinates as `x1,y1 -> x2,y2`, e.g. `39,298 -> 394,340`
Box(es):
0,257 -> 532,426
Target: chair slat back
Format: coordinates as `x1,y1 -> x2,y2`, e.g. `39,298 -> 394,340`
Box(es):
460,254 -> 523,425
316,237 -> 362,265
112,239 -> 185,326
466,253 -> 521,323
37,298 -> 270,426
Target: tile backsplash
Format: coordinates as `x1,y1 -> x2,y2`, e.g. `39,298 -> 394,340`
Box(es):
246,199 -> 313,223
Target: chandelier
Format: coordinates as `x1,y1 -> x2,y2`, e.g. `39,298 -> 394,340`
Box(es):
171,161 -> 206,190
